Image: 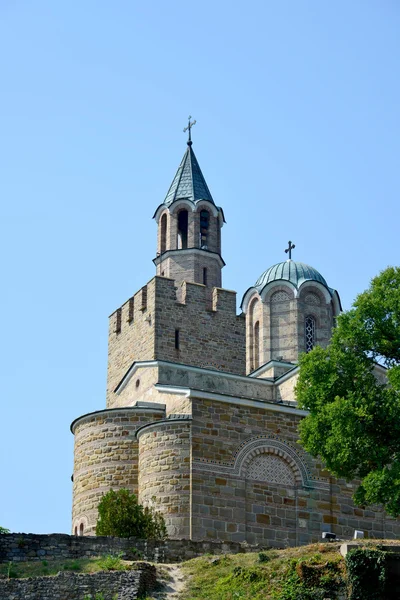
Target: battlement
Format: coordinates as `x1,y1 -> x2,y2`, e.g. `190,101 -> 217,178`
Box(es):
106,276 -> 246,406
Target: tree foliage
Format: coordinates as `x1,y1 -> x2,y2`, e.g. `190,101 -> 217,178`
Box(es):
95,488 -> 167,539
296,267 -> 400,517
0,526 -> 10,534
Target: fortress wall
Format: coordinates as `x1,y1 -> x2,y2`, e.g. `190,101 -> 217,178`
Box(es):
137,419 -> 191,539
72,407 -> 164,535
107,280 -> 157,406
154,277 -> 246,374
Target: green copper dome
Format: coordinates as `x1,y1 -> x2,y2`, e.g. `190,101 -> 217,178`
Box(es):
255,260 -> 328,292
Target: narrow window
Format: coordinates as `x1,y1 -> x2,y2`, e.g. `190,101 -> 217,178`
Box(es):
305,316 -> 316,352
203,267 -> 208,285
74,526 -> 78,536
254,321 -> 260,370
79,523 -> 84,537
160,213 -> 167,253
175,329 -> 180,350
177,210 -> 188,249
200,210 -> 209,248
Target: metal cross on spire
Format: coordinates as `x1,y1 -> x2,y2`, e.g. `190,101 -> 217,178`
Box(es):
285,240 -> 295,260
183,116 -> 196,145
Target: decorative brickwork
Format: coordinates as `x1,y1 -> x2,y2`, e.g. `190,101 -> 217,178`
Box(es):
246,454 -> 296,486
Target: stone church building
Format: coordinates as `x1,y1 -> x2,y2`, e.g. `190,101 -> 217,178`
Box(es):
71,133 -> 398,545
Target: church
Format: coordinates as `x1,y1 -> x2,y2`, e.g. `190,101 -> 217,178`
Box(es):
70,125 -> 397,546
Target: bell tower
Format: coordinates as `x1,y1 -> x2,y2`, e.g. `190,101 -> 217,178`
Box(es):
153,119 -> 225,291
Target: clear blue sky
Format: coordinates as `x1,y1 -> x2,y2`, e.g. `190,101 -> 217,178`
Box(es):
1,1 -> 399,534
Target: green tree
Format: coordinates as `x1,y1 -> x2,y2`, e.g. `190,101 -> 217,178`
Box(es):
95,488 -> 167,539
0,526 -> 10,534
296,266 -> 400,517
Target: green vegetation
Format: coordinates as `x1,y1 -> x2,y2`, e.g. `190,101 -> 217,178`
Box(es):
0,526 -> 10,534
296,266 -> 400,516
0,556 -> 137,579
95,488 -> 167,539
345,546 -> 387,600
180,544 -> 345,600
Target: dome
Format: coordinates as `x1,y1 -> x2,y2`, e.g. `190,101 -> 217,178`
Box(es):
255,260 -> 329,292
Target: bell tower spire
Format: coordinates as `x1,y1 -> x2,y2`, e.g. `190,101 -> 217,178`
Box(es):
153,121 -> 225,291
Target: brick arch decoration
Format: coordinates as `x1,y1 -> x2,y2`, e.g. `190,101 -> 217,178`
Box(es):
236,438 -> 307,486
241,447 -> 302,486
193,435 -> 330,490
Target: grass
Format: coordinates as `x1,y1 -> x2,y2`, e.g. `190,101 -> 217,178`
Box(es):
179,543 -> 346,600
0,555 -> 136,579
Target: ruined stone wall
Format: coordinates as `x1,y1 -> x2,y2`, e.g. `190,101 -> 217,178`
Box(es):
0,567 -> 156,600
0,533 -> 263,565
137,419 -> 191,538
72,407 -> 164,535
190,397 -> 400,545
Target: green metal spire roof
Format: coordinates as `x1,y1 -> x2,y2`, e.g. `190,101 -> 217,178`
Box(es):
164,142 -> 215,207
255,260 -> 329,291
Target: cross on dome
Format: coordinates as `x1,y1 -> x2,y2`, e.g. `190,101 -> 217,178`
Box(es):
285,240 -> 295,260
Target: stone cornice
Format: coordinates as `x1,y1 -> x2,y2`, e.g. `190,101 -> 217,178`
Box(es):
114,359 -> 274,395
155,384 -> 307,416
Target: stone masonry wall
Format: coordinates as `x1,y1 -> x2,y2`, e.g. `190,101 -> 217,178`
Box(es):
0,566 -> 156,600
107,280 -> 156,405
137,420 -> 191,538
0,533 -> 262,564
154,276 -> 246,374
107,276 -> 246,408
157,251 -> 222,295
190,397 -> 400,545
72,408 -> 164,535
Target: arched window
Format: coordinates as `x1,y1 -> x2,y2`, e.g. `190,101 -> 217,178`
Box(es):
160,213 -> 167,254
305,316 -> 316,352
254,321 -> 260,370
79,523 -> 84,537
199,210 -> 209,248
177,210 -> 188,249
74,526 -> 78,536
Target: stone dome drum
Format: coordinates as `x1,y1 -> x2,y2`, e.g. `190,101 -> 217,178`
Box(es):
254,260 -> 329,293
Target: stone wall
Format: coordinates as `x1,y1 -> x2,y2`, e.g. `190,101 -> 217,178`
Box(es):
190,396 -> 400,545
0,534 -> 261,564
107,276 -> 246,409
107,280 -> 156,405
71,407 -> 164,535
137,419 -> 191,538
0,564 -> 156,600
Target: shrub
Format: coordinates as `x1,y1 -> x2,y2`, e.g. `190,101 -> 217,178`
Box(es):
0,527 -> 10,534
345,546 -> 387,600
97,552 -> 125,571
95,489 -> 167,539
